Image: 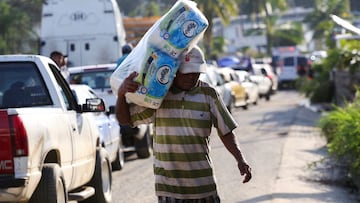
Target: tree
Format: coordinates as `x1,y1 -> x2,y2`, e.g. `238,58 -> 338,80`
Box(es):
272,21 -> 304,47
304,0 -> 351,50
0,0 -> 42,54
117,0 -> 177,16
194,0 -> 239,58
238,0 -> 288,55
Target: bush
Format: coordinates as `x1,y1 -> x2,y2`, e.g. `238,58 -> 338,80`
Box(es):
296,59 -> 335,103
319,96 -> 360,176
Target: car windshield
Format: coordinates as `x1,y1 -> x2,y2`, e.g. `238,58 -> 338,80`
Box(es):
69,70 -> 113,90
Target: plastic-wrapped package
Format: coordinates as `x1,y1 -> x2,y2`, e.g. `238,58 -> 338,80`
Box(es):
148,0 -> 209,58
110,0 -> 208,109
126,47 -> 180,108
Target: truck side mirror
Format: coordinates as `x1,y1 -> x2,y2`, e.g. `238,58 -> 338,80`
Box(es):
82,98 -> 106,112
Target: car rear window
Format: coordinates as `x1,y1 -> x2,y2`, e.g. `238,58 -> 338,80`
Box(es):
297,57 -> 308,65
69,70 -> 113,90
0,62 -> 52,108
283,57 -> 294,66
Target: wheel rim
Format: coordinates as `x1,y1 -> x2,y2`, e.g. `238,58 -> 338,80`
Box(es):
101,159 -> 112,197
57,178 -> 66,203
118,144 -> 125,167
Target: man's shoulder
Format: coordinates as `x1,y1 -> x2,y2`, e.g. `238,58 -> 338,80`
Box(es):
198,80 -> 215,91
197,80 -> 218,96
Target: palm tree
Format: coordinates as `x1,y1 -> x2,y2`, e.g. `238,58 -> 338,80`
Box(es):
194,0 -> 239,58
238,0 -> 288,55
304,0 -> 351,50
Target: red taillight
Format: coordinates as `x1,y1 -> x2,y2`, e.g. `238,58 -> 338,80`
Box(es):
9,115 -> 29,157
0,110 -> 14,174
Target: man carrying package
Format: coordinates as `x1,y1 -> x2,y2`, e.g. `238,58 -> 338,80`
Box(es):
110,0 -> 209,109
115,45 -> 252,202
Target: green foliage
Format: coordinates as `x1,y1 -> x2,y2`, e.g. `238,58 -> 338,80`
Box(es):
298,40 -> 360,103
335,40 -> 360,74
0,0 -> 42,54
126,1 -> 163,17
296,75 -> 334,103
319,96 -> 360,174
272,22 -> 304,47
117,0 -> 176,16
297,54 -> 335,103
304,0 -> 351,50
210,36 -> 226,59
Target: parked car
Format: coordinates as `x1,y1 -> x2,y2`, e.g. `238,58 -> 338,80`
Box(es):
278,55 -> 312,88
250,64 -> 273,101
235,70 -> 259,105
218,56 -> 255,74
217,67 -> 248,109
199,65 -> 233,112
70,84 -> 124,170
69,64 -> 153,158
253,62 -> 278,93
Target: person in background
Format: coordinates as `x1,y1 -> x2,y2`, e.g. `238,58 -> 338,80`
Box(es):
117,44 -> 133,66
50,51 -> 69,82
115,45 -> 252,203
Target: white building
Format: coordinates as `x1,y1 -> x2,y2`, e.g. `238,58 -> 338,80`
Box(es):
212,7 -> 314,56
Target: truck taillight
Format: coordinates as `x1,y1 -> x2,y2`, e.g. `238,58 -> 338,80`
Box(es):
9,115 -> 29,156
0,110 -> 14,174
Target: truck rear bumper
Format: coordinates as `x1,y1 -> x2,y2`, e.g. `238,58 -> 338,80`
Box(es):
0,177 -> 28,202
0,177 -> 27,188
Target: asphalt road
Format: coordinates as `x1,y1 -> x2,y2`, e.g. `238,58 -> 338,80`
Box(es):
110,90 -> 305,203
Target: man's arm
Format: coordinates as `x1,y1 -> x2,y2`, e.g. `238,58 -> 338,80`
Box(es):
220,132 -> 252,183
115,71 -> 140,125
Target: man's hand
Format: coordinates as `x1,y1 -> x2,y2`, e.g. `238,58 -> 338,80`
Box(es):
238,161 -> 252,183
118,71 -> 140,97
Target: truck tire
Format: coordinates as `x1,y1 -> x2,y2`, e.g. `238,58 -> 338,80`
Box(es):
112,139 -> 125,171
29,163 -> 67,203
83,148 -> 112,203
135,127 -> 152,159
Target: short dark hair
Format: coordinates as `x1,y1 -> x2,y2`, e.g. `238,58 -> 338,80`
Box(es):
122,44 -> 133,55
50,51 -> 67,58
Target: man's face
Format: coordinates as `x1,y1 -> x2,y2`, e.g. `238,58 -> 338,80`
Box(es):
173,71 -> 200,91
52,55 -> 65,67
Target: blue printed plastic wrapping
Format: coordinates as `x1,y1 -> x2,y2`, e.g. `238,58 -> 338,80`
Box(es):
148,0 -> 209,58
110,0 -> 208,109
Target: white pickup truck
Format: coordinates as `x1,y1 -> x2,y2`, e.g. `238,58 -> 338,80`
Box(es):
0,55 -> 112,203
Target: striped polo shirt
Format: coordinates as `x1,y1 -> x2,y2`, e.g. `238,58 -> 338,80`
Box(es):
129,80 -> 238,199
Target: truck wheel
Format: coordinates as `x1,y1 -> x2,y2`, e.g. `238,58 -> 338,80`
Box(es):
135,127 -> 152,159
112,139 -> 125,171
29,163 -> 67,203
84,148 -> 112,203
265,93 -> 271,101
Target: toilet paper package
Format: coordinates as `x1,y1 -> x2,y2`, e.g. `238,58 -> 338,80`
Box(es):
148,0 -> 209,58
110,0 -> 208,109
126,47 -> 180,109
110,43 -> 180,109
